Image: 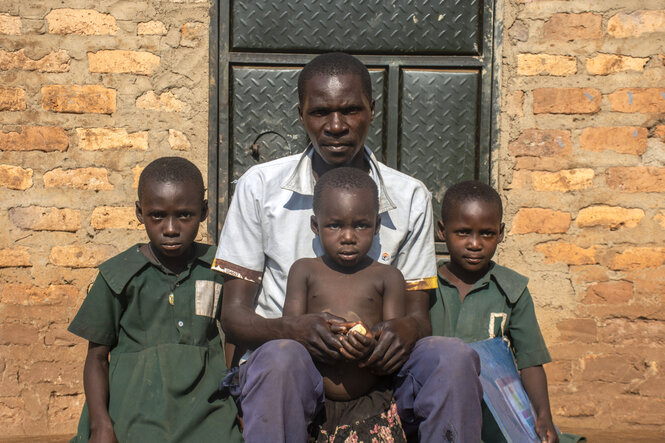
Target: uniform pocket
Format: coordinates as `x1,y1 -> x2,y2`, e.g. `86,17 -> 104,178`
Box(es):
195,280 -> 222,318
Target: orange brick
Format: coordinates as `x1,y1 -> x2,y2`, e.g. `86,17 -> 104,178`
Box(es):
0,49 -> 70,73
586,53 -> 649,75
137,20 -> 167,35
0,164 -> 33,190
136,91 -> 185,112
543,13 -> 602,41
0,284 -> 78,305
91,206 -> 142,230
610,397 -> 665,426
46,9 -> 117,35
606,167 -> 665,192
570,265 -> 609,284
0,126 -> 68,152
517,54 -> 576,76
608,88 -> 665,113
49,244 -> 116,268
536,242 -> 597,265
655,211 -> 665,230
0,247 -> 31,267
584,281 -> 633,304
9,206 -> 81,232
509,129 -> 571,157
602,319 -> 665,346
545,360 -> 571,384
180,22 -> 205,47
531,169 -> 594,192
510,208 -> 571,234
611,247 -> 665,271
168,129 -> 191,151
0,323 -> 39,345
88,50 -> 160,75
0,87 -> 26,111
77,128 -> 148,151
48,393 -> 84,434
41,85 -> 116,114
557,318 -> 597,342
43,167 -> 113,191
553,397 -> 597,418
655,125 -> 665,142
607,10 -> 665,38
580,126 -> 648,155
533,88 -> 600,114
0,13 -> 21,35
580,354 -> 644,383
627,267 -> 665,300
576,206 -> 644,229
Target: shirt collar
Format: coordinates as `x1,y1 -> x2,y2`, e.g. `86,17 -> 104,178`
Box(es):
281,145 -> 397,214
438,261 -> 528,303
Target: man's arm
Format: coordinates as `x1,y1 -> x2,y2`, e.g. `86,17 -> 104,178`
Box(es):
84,342 -> 118,443
521,365 -> 558,443
220,275 -> 344,363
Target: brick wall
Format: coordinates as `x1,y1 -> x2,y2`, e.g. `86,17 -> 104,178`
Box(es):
0,1 -> 211,436
498,0 -> 665,434
1,0 -> 664,438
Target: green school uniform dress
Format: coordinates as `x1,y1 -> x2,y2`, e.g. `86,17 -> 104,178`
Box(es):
68,243 -> 242,443
430,261 -> 551,443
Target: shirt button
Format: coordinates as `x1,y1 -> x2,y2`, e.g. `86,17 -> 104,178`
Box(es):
178,321 -> 184,327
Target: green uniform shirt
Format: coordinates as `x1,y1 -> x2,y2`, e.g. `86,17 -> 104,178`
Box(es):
68,243 -> 241,442
430,261 -> 551,370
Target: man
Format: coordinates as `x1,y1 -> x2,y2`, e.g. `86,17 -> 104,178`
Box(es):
214,52 -> 482,442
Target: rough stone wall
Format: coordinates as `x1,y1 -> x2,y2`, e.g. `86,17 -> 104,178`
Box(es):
0,1 -> 211,436
498,0 -> 665,434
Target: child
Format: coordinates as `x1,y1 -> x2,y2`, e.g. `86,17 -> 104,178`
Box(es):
68,157 -> 241,442
431,180 -> 558,443
282,167 -> 407,442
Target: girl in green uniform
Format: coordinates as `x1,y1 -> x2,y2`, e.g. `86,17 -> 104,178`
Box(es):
68,157 -> 242,442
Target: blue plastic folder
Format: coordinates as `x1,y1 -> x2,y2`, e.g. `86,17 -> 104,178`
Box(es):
469,337 -> 541,443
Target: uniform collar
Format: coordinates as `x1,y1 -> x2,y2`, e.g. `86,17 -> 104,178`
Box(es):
281,145 -> 397,214
438,261 -> 528,303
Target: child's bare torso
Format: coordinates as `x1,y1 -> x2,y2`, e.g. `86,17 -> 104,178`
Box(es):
303,257 -> 390,401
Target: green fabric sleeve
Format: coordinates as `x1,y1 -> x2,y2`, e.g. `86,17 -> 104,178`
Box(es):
508,287 -> 551,369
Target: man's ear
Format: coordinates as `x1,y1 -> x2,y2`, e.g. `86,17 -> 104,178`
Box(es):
200,199 -> 209,222
436,219 -> 446,242
310,215 -> 319,235
298,104 -> 304,124
498,222 -> 505,243
374,214 -> 381,235
369,98 -> 376,121
135,201 -> 144,224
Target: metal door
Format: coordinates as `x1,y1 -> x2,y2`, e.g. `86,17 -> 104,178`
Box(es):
209,0 -> 498,247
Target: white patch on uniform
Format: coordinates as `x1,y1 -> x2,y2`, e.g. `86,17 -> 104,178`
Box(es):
195,280 -> 222,318
488,312 -> 507,339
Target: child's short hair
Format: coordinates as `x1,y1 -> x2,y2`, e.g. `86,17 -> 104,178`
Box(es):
313,167 -> 378,215
298,52 -> 372,106
138,157 -> 205,201
441,180 -> 502,223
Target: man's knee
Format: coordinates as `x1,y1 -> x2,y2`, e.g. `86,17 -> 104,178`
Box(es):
413,336 -> 480,376
248,339 -> 312,376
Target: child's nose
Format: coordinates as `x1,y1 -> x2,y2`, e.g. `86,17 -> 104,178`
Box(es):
340,228 -> 355,243
164,217 -> 178,236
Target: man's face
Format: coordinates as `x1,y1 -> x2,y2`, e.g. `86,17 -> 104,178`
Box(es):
311,187 -> 379,269
299,73 -> 375,168
438,199 -> 504,280
136,180 -> 208,266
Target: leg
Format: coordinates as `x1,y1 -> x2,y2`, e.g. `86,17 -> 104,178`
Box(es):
393,336 -> 482,443
239,339 -> 324,443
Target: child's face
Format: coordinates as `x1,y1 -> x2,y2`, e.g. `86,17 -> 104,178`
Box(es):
438,199 -> 504,279
136,179 -> 208,265
311,187 -> 379,268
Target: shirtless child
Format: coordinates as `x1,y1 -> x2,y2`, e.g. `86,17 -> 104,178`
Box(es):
283,166 -> 407,441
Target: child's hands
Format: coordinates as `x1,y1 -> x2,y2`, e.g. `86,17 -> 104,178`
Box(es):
337,322 -> 376,361
535,414 -> 558,443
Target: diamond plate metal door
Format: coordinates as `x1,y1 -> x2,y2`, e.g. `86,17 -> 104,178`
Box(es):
401,69 -> 480,219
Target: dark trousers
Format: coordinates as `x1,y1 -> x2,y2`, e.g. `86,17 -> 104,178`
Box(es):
238,336 -> 482,443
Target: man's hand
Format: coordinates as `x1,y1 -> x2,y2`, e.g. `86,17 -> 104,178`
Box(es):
286,312 -> 346,364
360,316 -> 420,375
337,326 -> 376,361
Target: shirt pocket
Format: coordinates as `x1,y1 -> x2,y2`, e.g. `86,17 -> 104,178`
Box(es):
194,280 -> 222,318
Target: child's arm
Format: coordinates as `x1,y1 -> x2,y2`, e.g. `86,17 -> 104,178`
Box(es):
83,342 -> 118,443
520,365 -> 558,443
282,260 -> 309,317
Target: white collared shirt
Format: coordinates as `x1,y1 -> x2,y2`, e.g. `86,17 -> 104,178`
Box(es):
213,146 -> 437,320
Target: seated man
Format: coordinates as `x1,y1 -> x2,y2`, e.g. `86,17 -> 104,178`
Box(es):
214,52 -> 482,442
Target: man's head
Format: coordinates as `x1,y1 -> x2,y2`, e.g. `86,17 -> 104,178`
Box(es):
136,157 -> 208,264
438,180 -> 504,280
312,167 -> 380,268
298,53 -> 375,173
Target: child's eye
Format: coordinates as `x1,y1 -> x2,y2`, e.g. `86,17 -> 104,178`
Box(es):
150,213 -> 165,220
355,223 -> 370,230
327,223 -> 340,229
178,212 -> 193,219
481,231 -> 496,238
